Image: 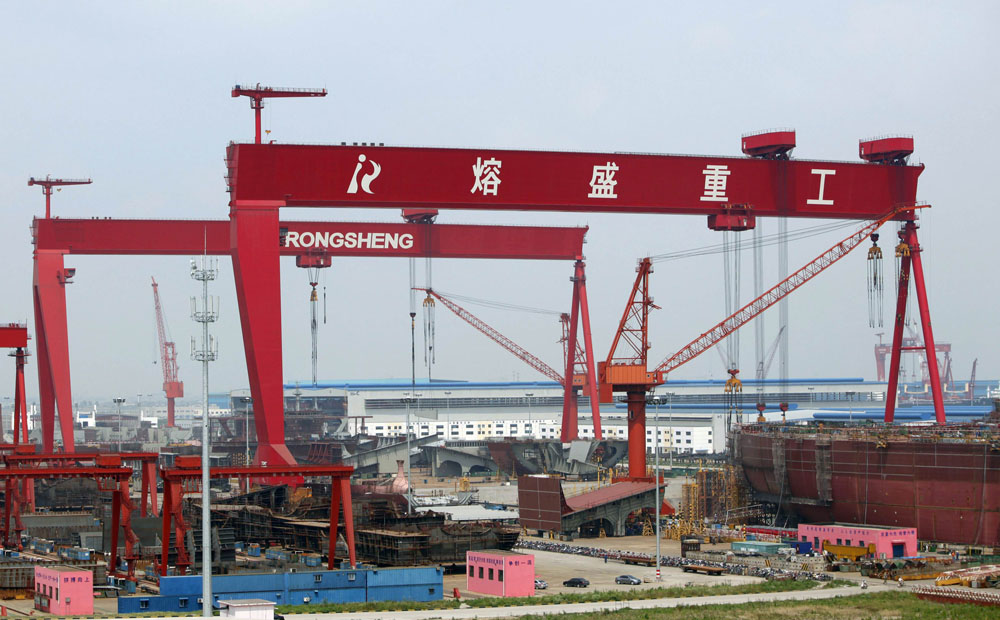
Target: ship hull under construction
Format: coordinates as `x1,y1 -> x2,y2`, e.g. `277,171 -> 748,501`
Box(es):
734,425 -> 1000,546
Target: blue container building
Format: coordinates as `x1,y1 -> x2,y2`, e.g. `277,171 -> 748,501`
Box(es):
118,566 -> 443,614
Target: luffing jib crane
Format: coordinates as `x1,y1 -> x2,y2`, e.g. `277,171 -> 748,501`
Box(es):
600,205 -> 921,480
231,83 -> 328,144
151,277 -> 183,427
28,175 -> 92,219
415,288 -> 601,440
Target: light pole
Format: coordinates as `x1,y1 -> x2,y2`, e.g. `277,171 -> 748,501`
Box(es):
444,391 -> 452,439
403,392 -> 414,514
190,254 -> 218,618
113,397 -> 126,451
654,395 -> 661,581
525,392 -> 534,437
240,396 -> 252,493
668,392 -> 674,471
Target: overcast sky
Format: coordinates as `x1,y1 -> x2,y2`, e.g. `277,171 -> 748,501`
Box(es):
0,1 -> 995,403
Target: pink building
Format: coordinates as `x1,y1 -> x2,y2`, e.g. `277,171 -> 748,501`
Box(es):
466,550 -> 535,597
34,566 -> 93,615
798,523 -> 918,559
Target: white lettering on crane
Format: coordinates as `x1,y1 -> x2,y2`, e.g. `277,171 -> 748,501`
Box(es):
284,231 -> 414,251
807,169 -> 836,205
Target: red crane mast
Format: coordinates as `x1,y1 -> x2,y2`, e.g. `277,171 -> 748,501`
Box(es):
151,277 -> 183,427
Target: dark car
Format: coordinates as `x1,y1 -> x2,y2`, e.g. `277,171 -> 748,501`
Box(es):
615,575 -> 642,585
563,577 -> 590,588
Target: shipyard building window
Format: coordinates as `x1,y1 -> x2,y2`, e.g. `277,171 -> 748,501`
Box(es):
179,598 -> 188,608
499,569 -> 504,581
686,440 -> 691,444
479,566 -> 484,579
489,568 -> 494,580
140,600 -> 149,610
314,574 -> 323,583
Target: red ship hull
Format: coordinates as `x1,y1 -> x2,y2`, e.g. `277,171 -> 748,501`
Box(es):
735,426 -> 1000,546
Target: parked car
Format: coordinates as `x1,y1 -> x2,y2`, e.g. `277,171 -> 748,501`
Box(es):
563,577 -> 590,588
534,578 -> 548,590
615,575 -> 642,585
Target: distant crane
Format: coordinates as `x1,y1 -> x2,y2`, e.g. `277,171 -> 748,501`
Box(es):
151,277 -> 183,427
28,175 -> 92,218
231,84 -> 327,144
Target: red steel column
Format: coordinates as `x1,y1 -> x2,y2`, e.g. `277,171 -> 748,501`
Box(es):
339,477 -> 356,568
905,223 -> 947,425
560,267 -> 582,442
143,461 -> 158,517
110,484 -> 121,575
230,202 -> 295,466
160,479 -> 172,576
32,250 -> 75,452
328,479 -> 341,570
13,349 -> 28,444
576,261 -> 602,440
884,233 -> 912,423
1,479 -> 10,547
626,390 -> 647,479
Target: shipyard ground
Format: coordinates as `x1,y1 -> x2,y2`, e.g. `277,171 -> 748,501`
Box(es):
443,535 -> 761,599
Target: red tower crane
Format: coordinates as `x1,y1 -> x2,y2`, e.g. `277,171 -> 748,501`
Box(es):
231,84 -> 328,144
151,277 -> 183,427
598,258 -> 661,479
28,176 -> 92,219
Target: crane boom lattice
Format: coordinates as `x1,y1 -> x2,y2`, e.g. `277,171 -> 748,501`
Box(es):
152,277 -> 183,427
416,289 -> 565,385
655,206 -> 921,378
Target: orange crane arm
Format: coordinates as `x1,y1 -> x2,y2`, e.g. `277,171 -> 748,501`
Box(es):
654,206 -> 922,378
416,289 -> 565,386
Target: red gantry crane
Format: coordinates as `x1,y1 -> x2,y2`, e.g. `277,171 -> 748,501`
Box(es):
151,278 -> 183,427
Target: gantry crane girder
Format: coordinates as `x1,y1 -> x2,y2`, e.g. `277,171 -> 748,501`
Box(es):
225,136 -> 927,468
30,217 -> 587,459
30,126 -> 937,468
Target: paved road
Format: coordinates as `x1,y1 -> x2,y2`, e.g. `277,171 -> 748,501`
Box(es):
286,583 -> 891,620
